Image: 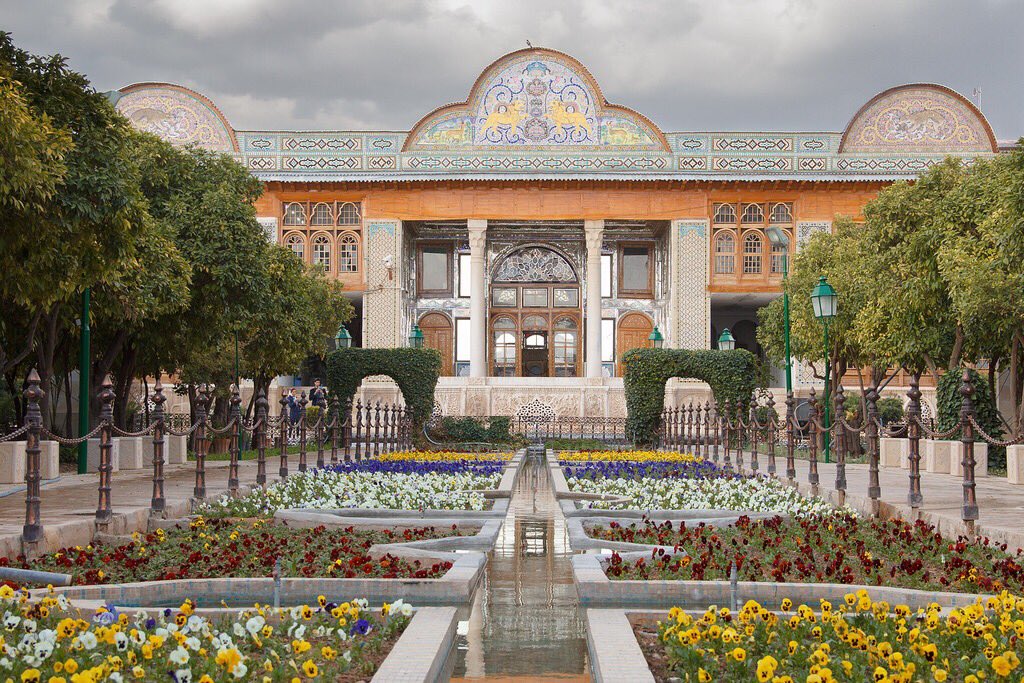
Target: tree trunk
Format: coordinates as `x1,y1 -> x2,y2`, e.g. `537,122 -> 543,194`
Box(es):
34,305 -> 63,431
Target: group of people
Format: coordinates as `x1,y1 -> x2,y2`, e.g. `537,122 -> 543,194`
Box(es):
285,379 -> 329,434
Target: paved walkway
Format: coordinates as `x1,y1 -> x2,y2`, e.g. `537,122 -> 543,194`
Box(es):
0,456 -> 286,557
751,457 -> 1024,549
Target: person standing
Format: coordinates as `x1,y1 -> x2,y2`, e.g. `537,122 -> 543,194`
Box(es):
287,388 -> 301,438
310,379 -> 327,410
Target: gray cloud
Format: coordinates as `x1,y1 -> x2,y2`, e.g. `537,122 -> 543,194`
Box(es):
2,0 -> 1021,139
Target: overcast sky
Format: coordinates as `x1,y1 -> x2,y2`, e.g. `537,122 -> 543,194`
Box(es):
2,0 -> 1022,139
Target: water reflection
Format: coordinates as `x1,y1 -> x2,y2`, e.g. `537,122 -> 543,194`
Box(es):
450,450 -> 590,681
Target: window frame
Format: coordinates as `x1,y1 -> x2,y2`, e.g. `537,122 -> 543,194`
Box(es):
337,201 -> 361,226
337,232 -> 359,273
742,231 -> 763,274
741,203 -> 764,223
714,230 -> 736,275
713,202 -> 737,224
311,233 -> 332,273
416,242 -> 454,297
284,232 -> 306,262
283,202 -> 307,227
616,242 -> 655,298
310,202 -> 333,226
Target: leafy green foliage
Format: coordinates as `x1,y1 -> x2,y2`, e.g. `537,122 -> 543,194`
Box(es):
325,348 -> 441,431
623,348 -> 759,445
436,416 -> 516,444
876,398 -> 905,426
936,368 -> 1004,468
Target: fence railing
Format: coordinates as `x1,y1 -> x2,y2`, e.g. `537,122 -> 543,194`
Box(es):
3,371 -> 413,554
658,370 -> 1023,538
510,416 -> 632,445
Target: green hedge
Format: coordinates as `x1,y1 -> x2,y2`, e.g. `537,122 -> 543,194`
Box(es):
936,368 -> 1005,469
623,348 -> 759,446
439,416 -> 514,444
324,347 -> 441,432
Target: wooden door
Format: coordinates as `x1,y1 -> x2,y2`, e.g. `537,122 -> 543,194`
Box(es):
419,313 -> 453,376
616,313 -> 653,376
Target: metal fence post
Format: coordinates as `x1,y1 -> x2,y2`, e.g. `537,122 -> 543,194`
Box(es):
749,400 -> 759,474
315,400 -> 326,469
343,399 -> 353,461
278,391 -> 289,479
150,380 -> 166,516
255,389 -> 268,487
722,399 -> 732,472
329,395 -> 339,465
959,370 -> 979,537
194,385 -> 210,499
784,390 -> 796,484
22,370 -> 44,549
906,374 -> 923,515
865,384 -> 881,516
808,389 -> 820,496
834,384 -> 847,506
298,391 -> 308,472
228,384 -> 241,494
766,394 -> 776,476
373,401 -> 382,458
95,375 -> 115,528
354,400 -> 363,461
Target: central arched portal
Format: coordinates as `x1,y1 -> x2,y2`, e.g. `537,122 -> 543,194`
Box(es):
489,245 -> 581,377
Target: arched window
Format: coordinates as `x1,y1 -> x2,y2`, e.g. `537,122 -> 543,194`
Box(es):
283,202 -> 306,226
310,202 -> 333,226
312,234 -> 331,272
713,203 -> 737,224
770,202 -> 793,223
743,232 -> 763,274
492,317 -> 517,377
741,203 -> 764,223
337,202 -> 361,226
553,317 -> 578,377
284,233 -> 305,261
337,233 -> 359,273
522,315 -> 547,331
714,231 -> 735,274
770,230 -> 789,274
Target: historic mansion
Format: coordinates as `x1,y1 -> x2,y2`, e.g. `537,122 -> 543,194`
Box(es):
111,48 -> 1008,418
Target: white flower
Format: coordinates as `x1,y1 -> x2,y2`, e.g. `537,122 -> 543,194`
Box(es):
115,631 -> 130,651
232,662 -> 248,679
79,631 -> 98,650
169,646 -> 190,665
173,668 -> 192,683
185,636 -> 200,651
400,603 -> 414,617
245,616 -> 265,636
186,615 -> 206,633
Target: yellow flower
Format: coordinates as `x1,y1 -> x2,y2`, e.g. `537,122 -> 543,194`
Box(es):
730,647 -> 746,662
47,677 -> 66,683
131,668 -> 145,680
63,662 -> 77,675
992,655 -> 1011,676
302,660 -> 319,678
21,671 -> 41,683
698,668 -> 711,683
788,640 -> 799,655
932,668 -> 948,682
321,646 -> 336,661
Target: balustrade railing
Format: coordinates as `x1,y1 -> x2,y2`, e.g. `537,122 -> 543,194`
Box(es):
658,369 -> 1024,538
0,371 -> 414,555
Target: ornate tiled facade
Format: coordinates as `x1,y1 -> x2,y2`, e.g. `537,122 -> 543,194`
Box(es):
671,220 -> 711,350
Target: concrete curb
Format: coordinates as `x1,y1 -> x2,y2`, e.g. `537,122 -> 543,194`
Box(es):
586,608 -> 655,683
371,606 -> 458,682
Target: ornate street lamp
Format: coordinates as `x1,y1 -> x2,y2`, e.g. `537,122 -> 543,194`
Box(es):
765,227 -> 792,394
810,276 -> 839,462
334,325 -> 352,349
409,324 -> 425,349
717,328 -> 736,351
648,325 -> 664,349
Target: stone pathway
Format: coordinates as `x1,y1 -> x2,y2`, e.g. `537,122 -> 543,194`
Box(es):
451,449 -> 589,681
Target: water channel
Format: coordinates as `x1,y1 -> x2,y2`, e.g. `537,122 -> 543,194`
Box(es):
449,449 -> 590,681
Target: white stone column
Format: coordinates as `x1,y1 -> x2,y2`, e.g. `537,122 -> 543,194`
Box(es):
584,220 -> 604,378
468,220 -> 487,378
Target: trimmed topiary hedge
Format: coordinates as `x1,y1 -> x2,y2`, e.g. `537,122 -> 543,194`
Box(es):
324,347 -> 441,432
623,348 -> 760,446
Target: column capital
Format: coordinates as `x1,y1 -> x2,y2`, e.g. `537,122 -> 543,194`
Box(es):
467,219 -> 487,252
584,219 -> 604,253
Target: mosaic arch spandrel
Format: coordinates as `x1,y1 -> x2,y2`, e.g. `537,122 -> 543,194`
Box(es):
114,83 -> 238,153
404,47 -> 670,152
839,83 -> 997,154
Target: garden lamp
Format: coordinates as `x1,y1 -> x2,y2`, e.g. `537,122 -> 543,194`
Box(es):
335,325 -> 352,349
810,276 -> 838,321
409,324 -> 425,348
718,328 -> 736,351
648,325 -> 664,349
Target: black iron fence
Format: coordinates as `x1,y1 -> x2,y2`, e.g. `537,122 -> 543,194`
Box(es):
4,371 -> 413,553
659,371 -> 1023,537
510,415 -> 632,445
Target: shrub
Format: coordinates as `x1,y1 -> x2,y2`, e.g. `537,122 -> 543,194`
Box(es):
486,416 -> 512,442
623,348 -> 759,446
876,397 -> 905,426
937,367 -> 1004,468
441,417 -> 488,443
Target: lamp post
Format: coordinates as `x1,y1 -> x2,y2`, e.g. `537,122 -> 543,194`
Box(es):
717,328 -> 736,351
334,325 -> 352,349
765,227 -> 792,394
810,275 -> 838,463
648,325 -> 664,349
409,325 -> 424,348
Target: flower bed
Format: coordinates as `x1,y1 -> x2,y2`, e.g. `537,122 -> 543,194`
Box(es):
559,450 -> 700,462
561,460 -> 733,482
201,460 -> 504,517
639,590 -> 1024,682
566,468 -> 840,516
2,519 -> 458,585
596,515 -> 1024,593
0,586 -> 413,682
377,450 -> 514,462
